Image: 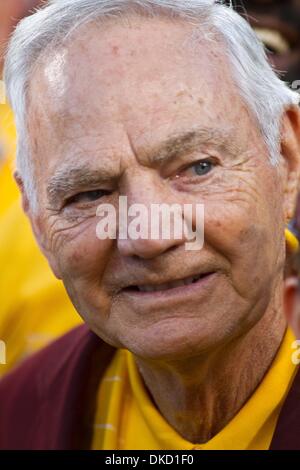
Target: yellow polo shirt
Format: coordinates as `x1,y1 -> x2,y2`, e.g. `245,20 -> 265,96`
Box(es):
92,327 -> 297,450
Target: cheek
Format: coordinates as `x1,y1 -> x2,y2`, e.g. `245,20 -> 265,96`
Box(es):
203,195 -> 284,299
204,200 -> 264,258
56,224 -> 114,284
203,163 -> 284,256
57,230 -> 116,326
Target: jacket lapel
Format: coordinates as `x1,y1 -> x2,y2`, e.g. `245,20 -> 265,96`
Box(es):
270,366 -> 300,449
37,325 -> 115,449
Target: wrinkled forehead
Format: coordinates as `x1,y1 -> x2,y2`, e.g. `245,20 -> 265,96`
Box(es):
27,15 -> 233,117
26,15 -> 255,175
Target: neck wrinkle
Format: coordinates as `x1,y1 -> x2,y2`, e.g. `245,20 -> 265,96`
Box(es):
134,281 -> 287,444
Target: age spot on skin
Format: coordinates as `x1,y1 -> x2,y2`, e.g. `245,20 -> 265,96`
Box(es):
111,45 -> 119,55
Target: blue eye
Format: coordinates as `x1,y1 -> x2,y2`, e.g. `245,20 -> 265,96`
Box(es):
192,160 -> 213,176
175,159 -> 216,181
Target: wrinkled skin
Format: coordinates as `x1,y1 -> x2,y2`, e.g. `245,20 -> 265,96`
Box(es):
20,16 -> 300,442
236,0 -> 300,343
227,1 -> 300,256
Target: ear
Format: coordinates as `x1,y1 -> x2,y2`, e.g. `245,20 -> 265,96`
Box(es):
14,171 -> 63,280
284,277 -> 300,339
280,106 -> 300,223
14,171 -> 30,213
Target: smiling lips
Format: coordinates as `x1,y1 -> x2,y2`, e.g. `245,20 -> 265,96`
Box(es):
125,272 -> 214,293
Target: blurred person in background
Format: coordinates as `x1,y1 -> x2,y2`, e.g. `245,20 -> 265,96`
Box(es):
230,0 -> 300,84
0,0 -> 80,377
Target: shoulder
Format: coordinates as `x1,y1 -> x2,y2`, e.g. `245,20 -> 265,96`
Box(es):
0,324 -> 93,391
0,325 -> 114,449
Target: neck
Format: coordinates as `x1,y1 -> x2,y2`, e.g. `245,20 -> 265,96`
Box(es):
134,282 -> 287,443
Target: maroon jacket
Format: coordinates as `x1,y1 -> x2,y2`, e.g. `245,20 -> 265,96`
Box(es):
0,324 -> 299,450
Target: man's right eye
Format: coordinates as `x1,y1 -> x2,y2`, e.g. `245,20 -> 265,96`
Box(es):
65,189 -> 110,206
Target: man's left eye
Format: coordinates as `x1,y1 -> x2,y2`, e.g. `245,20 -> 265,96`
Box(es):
180,159 -> 215,178
66,189 -> 109,206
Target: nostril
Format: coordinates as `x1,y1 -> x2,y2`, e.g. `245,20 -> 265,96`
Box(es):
117,235 -> 183,260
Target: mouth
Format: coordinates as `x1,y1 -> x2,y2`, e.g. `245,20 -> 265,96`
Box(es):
123,272 -> 215,294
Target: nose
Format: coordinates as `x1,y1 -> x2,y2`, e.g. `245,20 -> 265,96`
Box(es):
117,172 -> 186,259
118,235 -> 183,259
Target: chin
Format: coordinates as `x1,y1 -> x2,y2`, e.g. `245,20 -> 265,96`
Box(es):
119,322 -> 227,361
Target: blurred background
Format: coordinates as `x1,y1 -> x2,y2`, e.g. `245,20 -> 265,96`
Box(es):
228,0 -> 300,83
0,0 -> 300,376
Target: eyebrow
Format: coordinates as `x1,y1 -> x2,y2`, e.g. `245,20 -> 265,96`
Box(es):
47,165 -> 116,207
144,126 -> 238,165
46,126 -> 238,207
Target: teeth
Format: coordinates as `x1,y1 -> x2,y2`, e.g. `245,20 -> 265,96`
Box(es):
138,274 -> 202,292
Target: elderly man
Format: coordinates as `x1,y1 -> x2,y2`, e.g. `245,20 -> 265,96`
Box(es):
1,0 -> 300,450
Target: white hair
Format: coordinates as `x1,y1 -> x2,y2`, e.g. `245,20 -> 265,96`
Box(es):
4,0 -> 300,209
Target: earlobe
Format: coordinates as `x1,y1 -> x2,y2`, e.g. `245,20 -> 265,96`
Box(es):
280,106 -> 300,222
